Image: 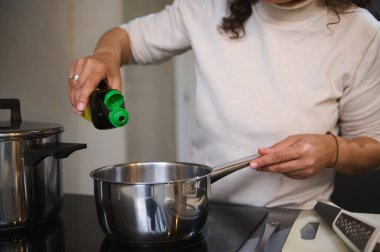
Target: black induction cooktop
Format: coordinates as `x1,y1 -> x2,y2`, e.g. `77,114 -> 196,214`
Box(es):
0,194 -> 267,252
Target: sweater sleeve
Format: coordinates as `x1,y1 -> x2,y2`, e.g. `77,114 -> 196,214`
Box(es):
339,28 -> 380,141
119,0 -> 191,65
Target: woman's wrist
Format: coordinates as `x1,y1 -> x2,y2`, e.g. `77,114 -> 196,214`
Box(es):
94,27 -> 131,65
93,48 -> 120,65
325,132 -> 339,168
325,135 -> 380,175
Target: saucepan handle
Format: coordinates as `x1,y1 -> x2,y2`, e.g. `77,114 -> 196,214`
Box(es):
210,154 -> 261,183
24,142 -> 87,166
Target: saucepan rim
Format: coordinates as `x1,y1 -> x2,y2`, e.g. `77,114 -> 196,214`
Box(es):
89,161 -> 213,186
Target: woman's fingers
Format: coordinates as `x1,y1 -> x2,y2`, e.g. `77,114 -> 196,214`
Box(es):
252,134 -> 334,179
106,71 -> 123,92
74,60 -> 107,113
67,54 -> 120,115
255,158 -> 317,179
252,137 -> 301,169
251,146 -> 299,170
68,58 -> 86,110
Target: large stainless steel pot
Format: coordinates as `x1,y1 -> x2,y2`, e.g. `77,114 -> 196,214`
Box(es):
0,99 -> 86,229
90,154 -> 260,243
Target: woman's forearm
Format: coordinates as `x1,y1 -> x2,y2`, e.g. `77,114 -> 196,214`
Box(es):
335,136 -> 380,175
93,27 -> 132,66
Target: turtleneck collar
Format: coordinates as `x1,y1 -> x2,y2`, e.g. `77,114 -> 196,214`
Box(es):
255,0 -> 321,23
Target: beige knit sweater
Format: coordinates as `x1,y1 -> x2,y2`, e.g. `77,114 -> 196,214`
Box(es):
121,0 -> 380,209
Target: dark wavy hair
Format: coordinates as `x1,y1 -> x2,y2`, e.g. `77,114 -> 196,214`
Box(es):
219,0 -> 379,38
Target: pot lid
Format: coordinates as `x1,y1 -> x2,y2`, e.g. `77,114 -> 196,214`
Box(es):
0,121 -> 63,140
0,99 -> 63,140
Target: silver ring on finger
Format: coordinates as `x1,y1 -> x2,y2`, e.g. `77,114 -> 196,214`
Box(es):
69,74 -> 80,81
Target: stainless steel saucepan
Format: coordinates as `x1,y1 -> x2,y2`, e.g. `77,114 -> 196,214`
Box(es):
90,154 -> 260,243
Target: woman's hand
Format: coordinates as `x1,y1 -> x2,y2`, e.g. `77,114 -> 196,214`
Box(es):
250,134 -> 336,179
67,27 -> 131,115
68,51 -> 122,115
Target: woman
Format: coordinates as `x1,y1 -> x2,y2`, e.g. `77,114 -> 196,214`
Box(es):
68,0 -> 380,209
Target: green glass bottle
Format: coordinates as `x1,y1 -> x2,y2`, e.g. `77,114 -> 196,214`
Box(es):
83,81 -> 129,130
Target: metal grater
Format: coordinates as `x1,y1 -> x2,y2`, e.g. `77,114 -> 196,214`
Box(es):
314,201 -> 380,252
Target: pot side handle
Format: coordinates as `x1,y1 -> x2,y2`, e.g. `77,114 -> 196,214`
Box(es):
24,142 -> 87,166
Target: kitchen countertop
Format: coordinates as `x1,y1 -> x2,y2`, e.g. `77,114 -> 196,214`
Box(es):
241,207 -> 300,251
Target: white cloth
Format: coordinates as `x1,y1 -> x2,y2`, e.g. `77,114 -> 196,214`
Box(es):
120,0 -> 380,209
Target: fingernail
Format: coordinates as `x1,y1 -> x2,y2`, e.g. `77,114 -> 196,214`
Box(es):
73,108 -> 82,116
251,162 -> 258,169
76,102 -> 85,112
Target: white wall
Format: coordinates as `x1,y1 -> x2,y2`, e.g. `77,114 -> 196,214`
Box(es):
0,0 -> 190,195
0,0 -> 126,195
